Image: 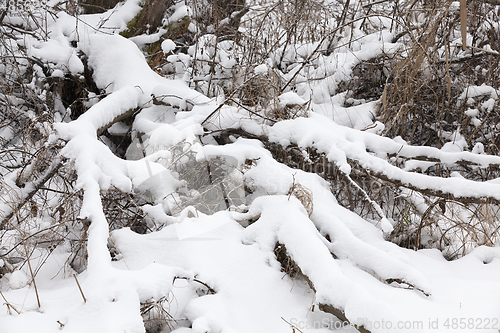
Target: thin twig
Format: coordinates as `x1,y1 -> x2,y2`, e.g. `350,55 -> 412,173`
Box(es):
73,274 -> 86,303
23,240 -> 40,308
281,317 -> 305,333
0,290 -> 20,315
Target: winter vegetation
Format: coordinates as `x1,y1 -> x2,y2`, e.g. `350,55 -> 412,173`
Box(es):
0,0 -> 500,332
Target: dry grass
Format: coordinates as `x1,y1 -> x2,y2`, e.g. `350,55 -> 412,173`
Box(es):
287,179 -> 313,217
379,0 -> 500,150
141,296 -> 180,333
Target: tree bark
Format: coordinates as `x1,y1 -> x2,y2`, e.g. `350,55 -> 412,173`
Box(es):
79,0 -> 122,14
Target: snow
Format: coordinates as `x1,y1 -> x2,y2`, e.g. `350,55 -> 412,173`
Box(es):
254,64 -> 268,74
7,270 -> 28,290
111,218 -> 317,333
459,84 -> 499,100
465,108 -> 479,117
1,0 -> 500,332
279,91 -> 307,106
161,39 -> 176,54
107,122 -> 129,135
243,113 -> 500,201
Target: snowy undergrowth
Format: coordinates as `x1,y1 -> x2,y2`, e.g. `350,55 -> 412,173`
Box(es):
1,1 -> 500,333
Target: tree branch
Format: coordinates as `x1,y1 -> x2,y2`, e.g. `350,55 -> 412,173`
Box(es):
211,128 -> 500,205
0,156 -> 66,229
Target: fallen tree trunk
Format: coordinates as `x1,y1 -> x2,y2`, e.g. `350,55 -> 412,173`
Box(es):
208,128 -> 500,205
273,242 -> 372,333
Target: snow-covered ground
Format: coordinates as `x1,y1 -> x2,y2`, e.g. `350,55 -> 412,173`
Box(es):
1,1 -> 500,332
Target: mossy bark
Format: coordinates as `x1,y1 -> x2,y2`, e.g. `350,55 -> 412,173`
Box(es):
120,0 -> 175,38
119,0 -> 246,69
119,0 -> 194,68
144,16 -> 192,67
80,0 -> 122,14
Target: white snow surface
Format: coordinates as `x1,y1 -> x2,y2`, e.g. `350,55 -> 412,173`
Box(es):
1,1 -> 500,333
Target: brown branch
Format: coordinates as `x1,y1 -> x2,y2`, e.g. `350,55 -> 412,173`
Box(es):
0,90 -> 146,229
385,153 -> 497,168
211,128 -> 500,205
23,240 -> 40,308
0,156 -> 66,230
0,222 -> 66,257
349,158 -> 500,205
384,278 -> 431,297
73,274 -> 87,303
281,317 -> 305,333
319,304 -> 372,333
97,106 -> 141,136
275,243 -> 371,333
481,0 -> 500,5
173,276 -> 216,294
0,290 -> 19,315
0,88 -> 137,229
